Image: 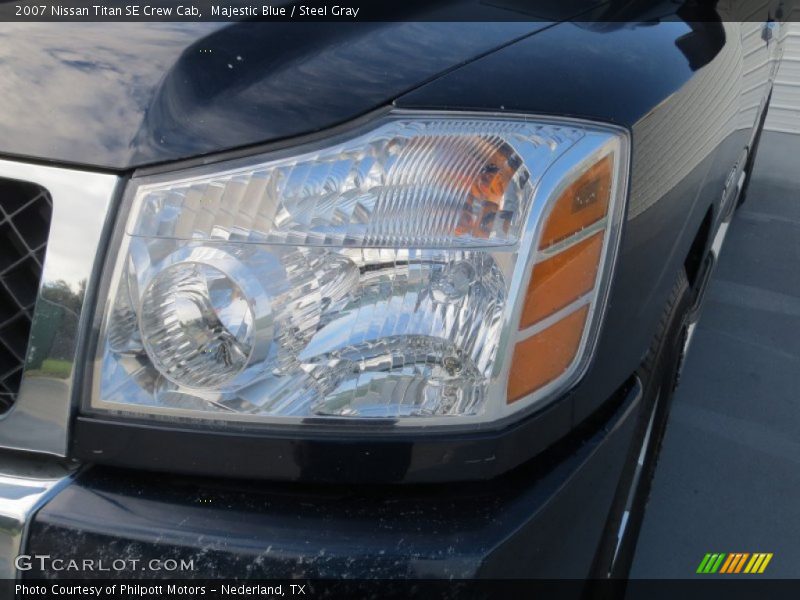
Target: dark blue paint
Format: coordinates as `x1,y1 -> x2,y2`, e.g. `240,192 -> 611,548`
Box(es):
0,22 -> 546,169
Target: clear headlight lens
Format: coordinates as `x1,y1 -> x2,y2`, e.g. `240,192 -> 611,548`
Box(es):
90,112 -> 628,428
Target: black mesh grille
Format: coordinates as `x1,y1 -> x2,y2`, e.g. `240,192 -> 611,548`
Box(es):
0,179 -> 52,413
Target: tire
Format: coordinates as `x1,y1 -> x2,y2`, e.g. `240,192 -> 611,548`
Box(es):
591,268 -> 693,581
638,268 -> 692,397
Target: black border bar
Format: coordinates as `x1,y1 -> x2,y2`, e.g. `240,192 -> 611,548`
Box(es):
0,0 -> 793,22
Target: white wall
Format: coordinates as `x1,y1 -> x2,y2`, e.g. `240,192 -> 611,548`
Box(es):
765,17 -> 800,133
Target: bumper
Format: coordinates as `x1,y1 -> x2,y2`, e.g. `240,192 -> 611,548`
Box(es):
0,454 -> 73,585
18,379 -> 642,579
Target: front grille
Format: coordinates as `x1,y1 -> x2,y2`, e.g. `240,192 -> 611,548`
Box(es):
0,179 -> 52,413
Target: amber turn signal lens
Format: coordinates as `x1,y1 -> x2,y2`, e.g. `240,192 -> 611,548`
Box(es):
507,306 -> 588,403
508,152 -> 616,404
519,231 -> 603,329
539,154 -> 612,249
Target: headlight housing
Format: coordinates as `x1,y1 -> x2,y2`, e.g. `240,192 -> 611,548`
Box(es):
88,112 -> 628,430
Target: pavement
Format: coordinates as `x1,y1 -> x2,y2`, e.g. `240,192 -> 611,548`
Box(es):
630,131 -> 800,578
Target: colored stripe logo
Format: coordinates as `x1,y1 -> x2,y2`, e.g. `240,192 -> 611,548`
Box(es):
696,553 -> 773,574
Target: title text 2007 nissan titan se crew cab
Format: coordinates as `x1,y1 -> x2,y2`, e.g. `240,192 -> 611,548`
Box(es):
0,0 -> 787,583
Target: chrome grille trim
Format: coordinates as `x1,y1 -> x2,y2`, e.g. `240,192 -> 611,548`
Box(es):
0,159 -> 119,456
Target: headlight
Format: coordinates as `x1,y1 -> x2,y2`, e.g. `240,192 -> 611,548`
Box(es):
89,112 -> 628,429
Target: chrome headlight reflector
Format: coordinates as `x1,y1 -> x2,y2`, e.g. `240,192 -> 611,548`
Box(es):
90,112 -> 628,429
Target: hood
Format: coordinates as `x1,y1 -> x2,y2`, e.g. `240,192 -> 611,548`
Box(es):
0,20 -> 559,170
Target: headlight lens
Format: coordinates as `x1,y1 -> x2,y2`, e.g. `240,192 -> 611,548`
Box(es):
90,112 -> 628,429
